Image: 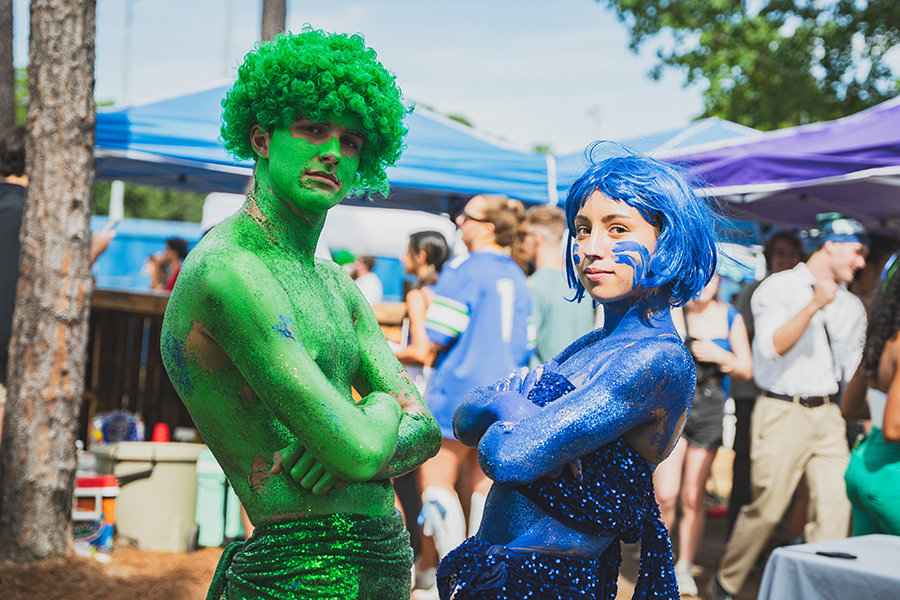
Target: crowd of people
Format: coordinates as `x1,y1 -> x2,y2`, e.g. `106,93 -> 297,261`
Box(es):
381,202 -> 898,600
706,215 -> 898,600
368,176 -> 900,600
379,179 -> 899,600
2,24 -> 899,600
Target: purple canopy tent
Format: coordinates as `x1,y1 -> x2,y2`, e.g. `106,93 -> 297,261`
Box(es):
661,96 -> 900,236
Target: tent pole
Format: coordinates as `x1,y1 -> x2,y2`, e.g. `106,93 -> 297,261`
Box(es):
109,180 -> 125,222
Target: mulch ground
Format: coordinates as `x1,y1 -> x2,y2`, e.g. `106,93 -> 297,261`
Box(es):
0,546 -> 222,600
0,526 -> 761,600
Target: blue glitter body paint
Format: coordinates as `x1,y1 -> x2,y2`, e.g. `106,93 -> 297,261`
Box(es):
272,314 -> 296,341
161,332 -> 195,396
460,301 -> 691,483
446,300 -> 694,598
441,152 -> 718,599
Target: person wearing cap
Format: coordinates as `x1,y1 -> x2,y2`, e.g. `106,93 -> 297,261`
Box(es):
710,213 -> 869,600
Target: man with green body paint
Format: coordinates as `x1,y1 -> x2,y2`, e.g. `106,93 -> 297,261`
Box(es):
160,29 -> 442,599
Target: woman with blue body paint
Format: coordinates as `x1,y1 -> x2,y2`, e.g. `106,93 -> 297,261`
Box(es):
437,151 -> 719,600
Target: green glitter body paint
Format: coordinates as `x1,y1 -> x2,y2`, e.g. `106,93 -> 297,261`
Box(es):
160,30 -> 440,599
209,511 -> 412,600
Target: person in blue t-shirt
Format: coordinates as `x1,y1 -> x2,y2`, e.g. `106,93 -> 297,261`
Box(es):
414,194 -> 534,590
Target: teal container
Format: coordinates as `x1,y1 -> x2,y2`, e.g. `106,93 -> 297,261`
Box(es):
195,449 -> 244,546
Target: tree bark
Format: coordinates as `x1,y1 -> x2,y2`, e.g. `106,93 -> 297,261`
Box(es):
261,0 -> 286,41
0,0 -> 15,129
0,0 -> 96,562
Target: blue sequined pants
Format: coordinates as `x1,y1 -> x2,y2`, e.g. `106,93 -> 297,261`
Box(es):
437,537 -> 607,599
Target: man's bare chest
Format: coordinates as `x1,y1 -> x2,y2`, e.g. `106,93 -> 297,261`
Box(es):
268,261 -> 361,376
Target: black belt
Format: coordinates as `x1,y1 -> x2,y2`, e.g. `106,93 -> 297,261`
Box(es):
762,390 -> 831,408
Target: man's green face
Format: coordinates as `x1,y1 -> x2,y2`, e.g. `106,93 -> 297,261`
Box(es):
264,113 -> 364,213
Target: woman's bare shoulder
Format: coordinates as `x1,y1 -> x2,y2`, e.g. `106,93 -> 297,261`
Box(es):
880,332 -> 900,388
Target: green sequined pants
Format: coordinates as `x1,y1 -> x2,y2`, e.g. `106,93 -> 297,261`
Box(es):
207,510 -> 412,599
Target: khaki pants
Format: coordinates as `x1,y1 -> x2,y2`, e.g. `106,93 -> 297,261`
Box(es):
717,395 -> 851,595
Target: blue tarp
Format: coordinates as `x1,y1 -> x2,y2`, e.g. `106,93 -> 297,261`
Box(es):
90,216 -> 203,290
94,84 -> 771,216
90,215 -> 410,299
94,83 -> 557,213
91,86 -> 769,291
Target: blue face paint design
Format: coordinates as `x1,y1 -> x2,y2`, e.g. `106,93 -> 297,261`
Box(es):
611,240 -> 652,289
272,314 -> 296,341
572,243 -> 581,265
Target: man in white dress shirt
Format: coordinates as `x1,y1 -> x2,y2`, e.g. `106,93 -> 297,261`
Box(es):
710,213 -> 869,600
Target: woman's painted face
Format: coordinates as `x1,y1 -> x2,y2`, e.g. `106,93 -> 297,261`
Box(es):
259,113 -> 364,213
573,191 -> 659,304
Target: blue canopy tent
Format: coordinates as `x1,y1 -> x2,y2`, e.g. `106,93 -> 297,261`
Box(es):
94,83 -> 557,215
662,96 -> 900,235
553,117 -> 759,201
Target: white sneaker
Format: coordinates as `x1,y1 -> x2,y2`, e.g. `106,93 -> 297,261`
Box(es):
674,560 -> 698,596
411,583 -> 439,600
468,491 -> 486,537
419,486 -> 466,559
413,565 -> 436,591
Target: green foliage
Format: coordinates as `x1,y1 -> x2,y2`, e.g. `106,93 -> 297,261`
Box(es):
14,67 -> 27,125
93,181 -> 205,222
410,101 -> 476,128
601,0 -> 900,129
446,113 -> 474,127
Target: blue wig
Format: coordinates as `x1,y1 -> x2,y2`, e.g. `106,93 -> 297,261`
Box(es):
564,148 -> 720,311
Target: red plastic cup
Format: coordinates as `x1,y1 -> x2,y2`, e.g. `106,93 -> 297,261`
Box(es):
151,422 -> 170,443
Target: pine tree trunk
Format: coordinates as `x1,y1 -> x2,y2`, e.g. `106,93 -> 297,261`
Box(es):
261,0 -> 286,40
0,0 -> 15,129
0,0 -> 96,562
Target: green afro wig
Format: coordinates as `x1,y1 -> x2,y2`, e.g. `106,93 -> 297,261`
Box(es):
221,27 -> 410,195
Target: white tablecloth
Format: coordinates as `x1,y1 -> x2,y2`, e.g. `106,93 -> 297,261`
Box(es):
757,534 -> 900,600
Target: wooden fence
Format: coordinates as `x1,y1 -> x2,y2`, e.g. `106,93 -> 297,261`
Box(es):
82,290 -> 407,442
82,289 -> 191,442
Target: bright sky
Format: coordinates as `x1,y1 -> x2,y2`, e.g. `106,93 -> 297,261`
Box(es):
12,0 -> 706,154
